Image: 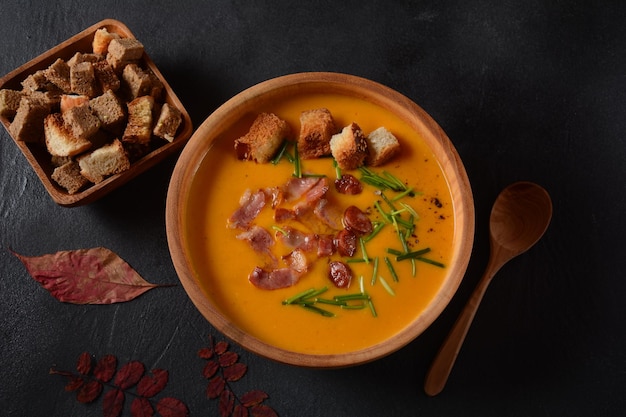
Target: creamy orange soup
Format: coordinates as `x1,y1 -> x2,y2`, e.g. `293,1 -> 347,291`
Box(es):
184,93 -> 455,354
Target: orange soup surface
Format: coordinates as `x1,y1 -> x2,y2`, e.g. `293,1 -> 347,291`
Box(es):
185,93 -> 455,354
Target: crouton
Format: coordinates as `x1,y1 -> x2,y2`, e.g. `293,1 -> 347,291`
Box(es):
153,102 -> 181,142
44,113 -> 92,157
21,70 -> 54,92
67,52 -> 101,67
78,138 -> 130,183
0,89 -> 23,119
92,27 -> 121,55
9,96 -> 52,142
122,95 -> 154,146
122,64 -> 154,100
89,89 -> 126,133
45,58 -> 71,93
234,112 -> 291,163
329,122 -> 368,170
70,61 -> 97,97
52,160 -> 90,194
60,94 -> 90,113
298,108 -> 336,159
92,60 -> 120,93
365,127 -> 401,166
106,38 -> 144,72
62,103 -> 101,139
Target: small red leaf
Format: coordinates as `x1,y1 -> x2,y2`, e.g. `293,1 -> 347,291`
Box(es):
202,360 -> 220,379
206,375 -> 226,399
198,347 -> 214,359
240,390 -> 269,407
219,389 -> 235,417
76,380 -> 103,403
233,405 -> 249,417
156,397 -> 189,417
115,361 -> 145,390
76,352 -> 92,375
249,404 -> 279,417
137,369 -> 168,398
214,341 -> 229,355
131,397 -> 154,417
223,362 -> 247,382
11,247 -> 167,304
64,376 -> 84,392
218,351 -> 238,367
103,388 -> 125,417
94,354 -> 117,382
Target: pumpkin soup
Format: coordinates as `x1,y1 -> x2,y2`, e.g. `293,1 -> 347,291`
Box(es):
184,93 -> 455,355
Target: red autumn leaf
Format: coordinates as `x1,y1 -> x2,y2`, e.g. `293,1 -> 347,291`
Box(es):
214,341 -> 229,355
94,354 -> 117,382
76,380 -> 103,403
103,388 -> 125,417
206,375 -> 226,399
219,389 -> 235,417
240,390 -> 269,407
115,361 -> 145,390
249,404 -> 279,417
137,369 -> 168,398
218,351 -> 238,367
131,397 -> 154,417
223,362 -> 247,382
233,405 -> 249,417
76,352 -> 92,375
198,347 -> 214,359
202,360 -> 220,379
64,376 -> 84,392
156,397 -> 189,417
11,247 -> 168,304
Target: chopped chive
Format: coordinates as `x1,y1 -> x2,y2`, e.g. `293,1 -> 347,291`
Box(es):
384,257 -> 400,282
333,159 -> 341,179
283,288 -> 317,305
271,140 -> 289,165
368,299 -> 378,317
334,293 -> 371,302
374,201 -> 392,223
301,304 -> 335,317
359,275 -> 365,294
396,248 -> 432,261
399,202 -> 419,218
272,225 -> 288,235
292,142 -> 301,178
363,221 -> 385,242
379,275 -> 396,296
386,248 -> 404,256
316,298 -> 347,306
341,303 -> 366,310
383,171 -> 408,191
371,257 -> 379,285
416,257 -> 445,268
380,192 -> 397,211
359,237 -> 369,263
391,187 -> 416,201
305,286 -> 330,299
347,258 -> 367,263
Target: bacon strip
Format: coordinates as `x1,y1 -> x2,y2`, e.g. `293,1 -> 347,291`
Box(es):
249,267 -> 301,290
236,225 -> 276,265
227,189 -> 267,229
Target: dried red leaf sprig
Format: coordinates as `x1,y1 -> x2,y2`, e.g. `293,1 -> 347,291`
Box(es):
199,336 -> 278,417
50,352 -> 188,417
11,247 -> 172,304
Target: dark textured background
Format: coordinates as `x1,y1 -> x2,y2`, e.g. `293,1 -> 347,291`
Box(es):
1,1 -> 625,416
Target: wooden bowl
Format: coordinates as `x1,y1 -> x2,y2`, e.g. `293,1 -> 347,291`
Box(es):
0,19 -> 192,207
166,72 -> 474,367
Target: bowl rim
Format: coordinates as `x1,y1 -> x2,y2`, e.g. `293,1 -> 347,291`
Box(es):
0,18 -> 193,207
166,71 -> 474,368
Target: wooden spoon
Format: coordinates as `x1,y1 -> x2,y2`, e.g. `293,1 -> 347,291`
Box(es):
424,181 -> 552,396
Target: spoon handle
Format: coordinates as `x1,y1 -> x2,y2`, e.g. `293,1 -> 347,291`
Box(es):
423,266 -> 496,396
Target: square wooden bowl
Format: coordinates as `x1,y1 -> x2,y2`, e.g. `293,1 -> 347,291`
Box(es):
0,19 -> 192,207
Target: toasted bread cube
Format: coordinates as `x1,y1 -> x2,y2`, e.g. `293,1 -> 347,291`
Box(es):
234,113 -> 291,163
153,103 -> 182,142
92,60 -> 120,93
9,96 -> 52,142
298,108 -> 336,159
0,89 -> 23,119
107,38 -> 144,61
62,103 -> 101,139
92,28 -> 121,55
78,138 -> 130,183
365,127 -> 401,166
44,58 -> 72,93
60,94 -> 90,113
329,122 -> 368,170
122,64 -> 154,100
123,95 -> 154,145
90,89 -> 126,133
52,160 -> 90,194
44,113 -> 92,157
21,70 -> 52,92
67,52 -> 101,67
70,62 -> 97,97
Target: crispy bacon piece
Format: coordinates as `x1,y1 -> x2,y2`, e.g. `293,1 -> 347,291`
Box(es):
282,248 -> 308,273
282,177 -> 321,201
313,198 -> 343,230
227,189 -> 267,229
236,225 -> 276,265
317,234 -> 335,257
274,207 -> 296,222
275,226 -> 318,252
248,267 -> 301,290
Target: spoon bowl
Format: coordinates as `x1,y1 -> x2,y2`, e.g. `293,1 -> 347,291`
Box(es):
424,181 -> 552,396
